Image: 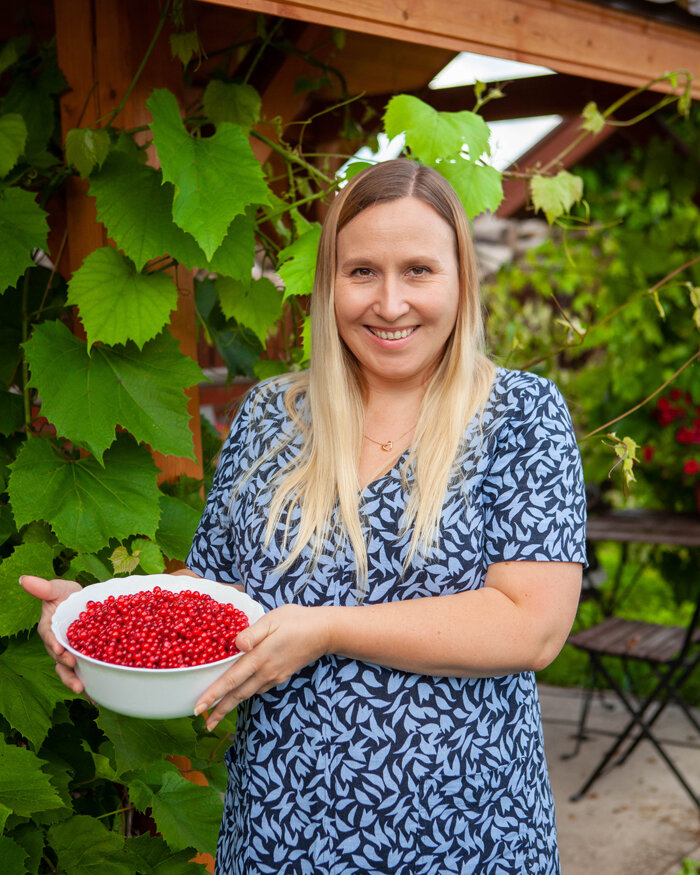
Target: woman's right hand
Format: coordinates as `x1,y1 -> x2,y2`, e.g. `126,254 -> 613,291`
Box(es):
20,575 -> 84,693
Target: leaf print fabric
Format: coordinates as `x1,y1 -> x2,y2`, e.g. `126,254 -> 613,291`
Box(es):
187,367 -> 587,875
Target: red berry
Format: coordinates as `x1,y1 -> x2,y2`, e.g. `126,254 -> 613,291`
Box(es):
66,589 -> 250,669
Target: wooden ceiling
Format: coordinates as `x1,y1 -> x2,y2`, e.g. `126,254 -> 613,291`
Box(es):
198,0 -> 700,100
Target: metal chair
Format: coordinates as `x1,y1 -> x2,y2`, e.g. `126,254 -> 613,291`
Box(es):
565,596 -> 700,809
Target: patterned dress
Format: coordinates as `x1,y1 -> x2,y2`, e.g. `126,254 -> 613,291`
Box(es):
187,367 -> 587,875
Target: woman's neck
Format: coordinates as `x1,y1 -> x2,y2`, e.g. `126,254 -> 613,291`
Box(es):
358,382 -> 426,490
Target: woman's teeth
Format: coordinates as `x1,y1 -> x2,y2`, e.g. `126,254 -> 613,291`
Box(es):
370,327 -> 415,340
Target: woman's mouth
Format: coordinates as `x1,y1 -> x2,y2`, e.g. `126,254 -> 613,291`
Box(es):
367,326 -> 417,340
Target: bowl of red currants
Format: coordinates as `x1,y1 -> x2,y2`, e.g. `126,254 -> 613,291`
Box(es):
51,574 -> 265,719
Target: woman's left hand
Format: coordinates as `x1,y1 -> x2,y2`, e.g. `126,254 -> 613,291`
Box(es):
194,603 -> 332,731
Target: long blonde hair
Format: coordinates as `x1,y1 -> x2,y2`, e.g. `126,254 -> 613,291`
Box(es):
258,160 -> 495,592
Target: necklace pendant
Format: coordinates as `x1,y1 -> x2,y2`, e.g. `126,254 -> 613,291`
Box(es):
381,440 -> 393,452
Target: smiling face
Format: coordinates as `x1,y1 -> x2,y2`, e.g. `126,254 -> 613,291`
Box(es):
334,197 -> 460,391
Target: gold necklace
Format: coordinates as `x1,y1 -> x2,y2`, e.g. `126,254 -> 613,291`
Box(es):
363,424 -> 416,452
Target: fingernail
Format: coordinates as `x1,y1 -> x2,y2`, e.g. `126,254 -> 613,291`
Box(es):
193,703 -> 206,717
206,719 -> 219,732
18,576 -> 24,585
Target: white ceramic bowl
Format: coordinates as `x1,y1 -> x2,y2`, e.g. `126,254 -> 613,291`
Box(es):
51,574 -> 265,719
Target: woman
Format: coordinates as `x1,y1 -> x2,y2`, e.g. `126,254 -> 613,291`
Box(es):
23,159 -> 586,874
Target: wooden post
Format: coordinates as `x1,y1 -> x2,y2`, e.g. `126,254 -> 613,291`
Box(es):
54,0 -> 203,481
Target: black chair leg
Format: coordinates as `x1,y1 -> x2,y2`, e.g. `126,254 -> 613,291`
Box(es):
569,658 -> 700,810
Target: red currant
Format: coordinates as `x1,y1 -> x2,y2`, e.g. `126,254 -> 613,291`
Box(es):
66,588 -> 250,669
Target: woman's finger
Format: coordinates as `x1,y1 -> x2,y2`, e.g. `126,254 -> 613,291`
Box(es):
204,686 -> 252,731
234,614 -> 274,653
194,650 -> 261,716
55,661 -> 84,694
20,575 -> 83,684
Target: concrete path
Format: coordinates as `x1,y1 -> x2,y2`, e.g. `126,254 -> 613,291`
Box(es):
540,685 -> 700,875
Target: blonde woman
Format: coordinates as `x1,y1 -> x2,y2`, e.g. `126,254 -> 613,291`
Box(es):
24,159 -> 586,874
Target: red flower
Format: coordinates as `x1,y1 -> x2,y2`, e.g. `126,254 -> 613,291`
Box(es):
677,427 -> 694,444
683,459 -> 699,475
670,388 -> 683,401
642,445 -> 655,462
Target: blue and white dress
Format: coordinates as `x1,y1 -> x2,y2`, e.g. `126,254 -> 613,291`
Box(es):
187,367 -> 587,875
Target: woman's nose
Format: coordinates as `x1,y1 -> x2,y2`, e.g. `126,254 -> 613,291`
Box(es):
373,275 -> 410,322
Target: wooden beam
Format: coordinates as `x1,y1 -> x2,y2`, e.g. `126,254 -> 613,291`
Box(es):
198,0 -> 700,99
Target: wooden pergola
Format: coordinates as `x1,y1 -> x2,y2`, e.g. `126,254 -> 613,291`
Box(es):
15,0 -> 700,481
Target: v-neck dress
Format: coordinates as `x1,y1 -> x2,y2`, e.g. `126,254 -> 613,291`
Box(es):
187,367 -> 587,875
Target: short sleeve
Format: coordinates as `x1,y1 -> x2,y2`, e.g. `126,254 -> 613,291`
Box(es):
482,374 -> 587,566
186,394 -> 254,584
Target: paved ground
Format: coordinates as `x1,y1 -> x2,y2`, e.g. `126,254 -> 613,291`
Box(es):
539,685 -> 700,875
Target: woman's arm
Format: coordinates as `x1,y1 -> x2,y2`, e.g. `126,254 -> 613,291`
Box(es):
195,560 -> 582,729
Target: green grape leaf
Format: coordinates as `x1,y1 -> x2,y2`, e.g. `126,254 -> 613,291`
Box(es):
67,552 -> 112,584
89,153 -> 203,272
206,213 -> 256,280
0,541 -> 55,636
294,75 -> 331,94
253,359 -> 288,381
0,635 -> 82,750
0,37 -> 30,76
203,80 -> 261,129
20,520 -> 58,548
8,823 -> 43,875
340,160 -> 373,181
0,187 -> 48,292
614,434 -> 639,486
688,284 -> 700,331
0,806 -> 12,837
148,771 -> 222,853
529,170 -> 584,224
126,834 -> 203,875
278,223 -> 321,300
8,436 -> 161,553
109,544 -> 140,575
0,504 -> 15,548
169,31 -> 200,66
384,95 -> 491,163
216,276 -> 283,344
25,321 -> 201,462
301,314 -> 312,363
67,247 -> 178,349
581,101 -> 606,135
81,741 -> 119,782
96,710 -> 197,774
65,127 -> 111,178
0,737 -> 64,816
155,494 -> 202,561
0,114 -> 27,177
0,835 -> 28,875
438,159 -> 504,219
2,70 -> 55,167
48,815 -> 129,875
0,390 -> 24,435
131,537 -> 165,574
148,88 -> 269,259
90,152 -> 257,278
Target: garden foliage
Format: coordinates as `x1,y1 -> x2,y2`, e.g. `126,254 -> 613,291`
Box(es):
0,7 -> 693,872
484,110 -> 700,611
